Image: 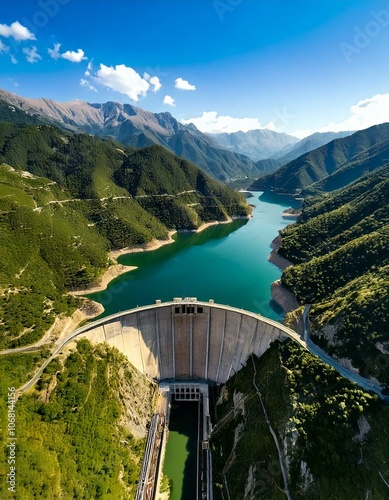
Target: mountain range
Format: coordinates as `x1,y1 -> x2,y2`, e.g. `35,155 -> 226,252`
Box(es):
271,130 -> 353,165
250,123 -> 389,194
0,89 -> 263,182
209,129 -> 298,161
0,89 -> 355,185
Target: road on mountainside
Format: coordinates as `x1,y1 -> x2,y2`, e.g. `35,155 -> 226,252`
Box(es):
303,305 -> 388,401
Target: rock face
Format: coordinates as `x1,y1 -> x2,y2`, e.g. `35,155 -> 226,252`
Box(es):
271,280 -> 299,313
268,235 -> 293,271
118,362 -> 157,439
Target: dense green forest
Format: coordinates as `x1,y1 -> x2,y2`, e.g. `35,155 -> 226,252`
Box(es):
211,340 -> 389,499
0,122 -> 249,348
0,340 -> 156,499
249,123 -> 389,194
277,166 -> 389,385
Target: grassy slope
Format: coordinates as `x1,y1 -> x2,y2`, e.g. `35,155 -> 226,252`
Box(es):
0,340 -> 156,499
211,340 -> 389,499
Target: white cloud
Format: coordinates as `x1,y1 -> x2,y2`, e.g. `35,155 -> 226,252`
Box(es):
22,46 -> 41,64
175,77 -> 196,91
291,129 -> 313,139
62,48 -> 87,63
94,64 -> 150,102
85,61 -> 93,76
80,78 -> 97,92
181,111 -> 273,134
319,93 -> 389,133
0,21 -> 35,41
48,43 -> 87,63
10,55 -> 17,64
0,40 -> 9,53
150,76 -> 161,93
48,43 -> 61,60
163,95 -> 175,107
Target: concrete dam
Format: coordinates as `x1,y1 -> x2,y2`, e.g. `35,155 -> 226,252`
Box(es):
73,297 -> 303,384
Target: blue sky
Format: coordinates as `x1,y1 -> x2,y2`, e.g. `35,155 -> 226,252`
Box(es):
0,0 -> 388,137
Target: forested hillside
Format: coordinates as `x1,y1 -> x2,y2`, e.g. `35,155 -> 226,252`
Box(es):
0,340 -> 157,499
211,341 -> 389,499
0,123 -> 249,348
277,166 -> 389,385
249,123 -> 389,194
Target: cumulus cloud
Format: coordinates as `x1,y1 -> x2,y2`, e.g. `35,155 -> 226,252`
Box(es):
150,76 -> 162,92
163,95 -> 175,107
0,21 -> 35,41
143,73 -> 162,93
175,77 -> 196,91
48,43 -> 87,63
319,93 -> 389,133
94,64 -> 150,101
181,111 -> 272,134
23,46 -> 41,64
62,48 -> 87,63
80,78 -> 97,92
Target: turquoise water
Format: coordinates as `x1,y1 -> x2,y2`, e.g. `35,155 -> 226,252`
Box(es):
88,192 -> 299,320
87,191 -> 299,499
162,402 -> 198,500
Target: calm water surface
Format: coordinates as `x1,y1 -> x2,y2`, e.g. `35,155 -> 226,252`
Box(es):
88,192 -> 299,320
162,402 -> 198,500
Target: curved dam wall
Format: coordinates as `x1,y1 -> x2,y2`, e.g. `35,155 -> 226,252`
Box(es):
72,298 -> 304,384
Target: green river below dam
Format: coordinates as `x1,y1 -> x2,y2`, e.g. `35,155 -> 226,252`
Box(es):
88,191 -> 300,499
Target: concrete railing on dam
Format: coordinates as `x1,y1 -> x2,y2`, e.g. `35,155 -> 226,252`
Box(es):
50,298 -> 305,384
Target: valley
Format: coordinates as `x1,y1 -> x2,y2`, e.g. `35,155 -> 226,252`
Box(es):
0,86 -> 388,499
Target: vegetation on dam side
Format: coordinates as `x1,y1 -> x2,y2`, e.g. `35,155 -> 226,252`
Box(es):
277,165 -> 389,386
0,340 -> 157,499
0,121 -> 249,349
211,340 -> 389,500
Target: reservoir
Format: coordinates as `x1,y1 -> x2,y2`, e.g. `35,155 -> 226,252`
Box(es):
88,192 -> 300,321
89,192 -> 299,499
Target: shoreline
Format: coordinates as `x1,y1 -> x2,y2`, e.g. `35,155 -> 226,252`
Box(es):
268,234 -> 293,271
70,215 -> 252,297
268,229 -> 302,331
